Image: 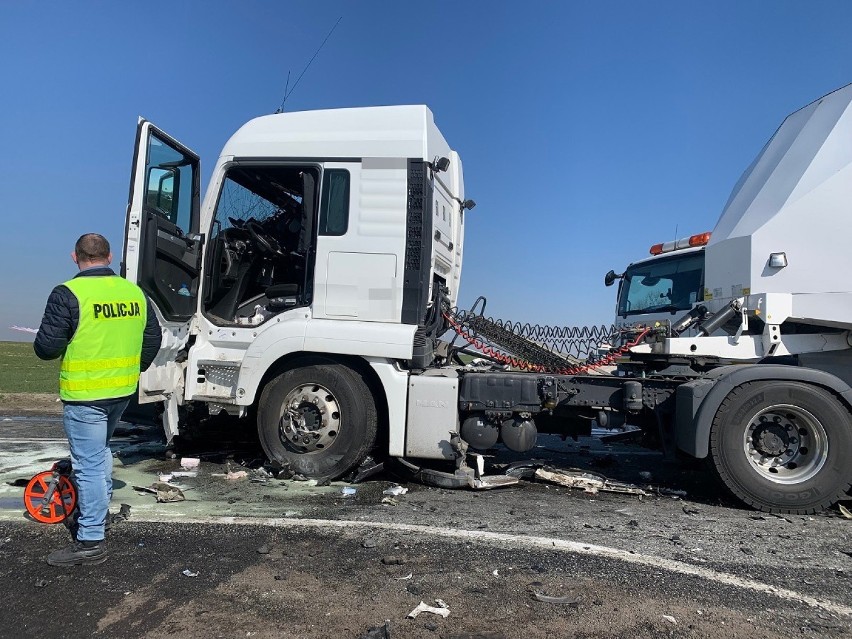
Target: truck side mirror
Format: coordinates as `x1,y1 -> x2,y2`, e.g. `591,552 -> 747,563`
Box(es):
604,270 -> 621,287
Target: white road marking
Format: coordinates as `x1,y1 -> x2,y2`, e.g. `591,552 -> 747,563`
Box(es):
128,513 -> 852,617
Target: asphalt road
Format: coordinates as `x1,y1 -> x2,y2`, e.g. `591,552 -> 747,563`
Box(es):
1,412 -> 850,638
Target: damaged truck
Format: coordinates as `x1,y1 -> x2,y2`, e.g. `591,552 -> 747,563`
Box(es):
124,88 -> 852,515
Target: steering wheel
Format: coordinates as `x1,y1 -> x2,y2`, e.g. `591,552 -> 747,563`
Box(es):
246,220 -> 284,257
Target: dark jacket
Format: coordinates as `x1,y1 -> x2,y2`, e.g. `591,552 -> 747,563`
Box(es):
34,266 -> 162,403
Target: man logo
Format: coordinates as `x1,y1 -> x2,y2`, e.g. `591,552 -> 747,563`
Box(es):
416,399 -> 448,409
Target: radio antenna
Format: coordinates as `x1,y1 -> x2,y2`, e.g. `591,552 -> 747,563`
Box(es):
276,16 -> 342,113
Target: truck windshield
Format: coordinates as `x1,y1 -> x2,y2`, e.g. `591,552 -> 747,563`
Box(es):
617,252 -> 704,317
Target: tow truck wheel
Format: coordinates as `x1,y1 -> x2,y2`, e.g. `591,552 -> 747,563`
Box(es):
257,362 -> 377,480
709,381 -> 852,514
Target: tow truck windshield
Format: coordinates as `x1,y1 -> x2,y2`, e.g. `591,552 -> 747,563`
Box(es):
617,252 -> 704,318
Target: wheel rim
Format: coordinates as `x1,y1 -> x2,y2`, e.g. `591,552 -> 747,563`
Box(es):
277,383 -> 341,454
742,403 -> 828,484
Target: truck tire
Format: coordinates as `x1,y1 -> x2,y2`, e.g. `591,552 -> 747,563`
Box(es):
708,380 -> 852,514
257,362 -> 378,480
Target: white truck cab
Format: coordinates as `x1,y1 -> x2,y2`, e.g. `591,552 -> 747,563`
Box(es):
122,106 -> 469,478
606,233 -> 708,333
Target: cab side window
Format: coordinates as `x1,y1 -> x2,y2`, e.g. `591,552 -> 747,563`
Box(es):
145,134 -> 196,234
318,169 -> 350,236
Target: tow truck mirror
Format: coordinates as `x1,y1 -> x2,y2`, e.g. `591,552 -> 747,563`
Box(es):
604,270 -> 620,287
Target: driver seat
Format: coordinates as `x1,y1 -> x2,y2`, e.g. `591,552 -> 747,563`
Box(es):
266,283 -> 299,311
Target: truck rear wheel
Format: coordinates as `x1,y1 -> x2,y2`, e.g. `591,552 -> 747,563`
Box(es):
257,362 -> 377,480
709,381 -> 852,514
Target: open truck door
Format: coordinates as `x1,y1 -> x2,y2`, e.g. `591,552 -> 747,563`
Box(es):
122,119 -> 202,438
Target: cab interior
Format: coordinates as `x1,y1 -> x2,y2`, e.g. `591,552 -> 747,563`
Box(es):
203,164 -> 318,326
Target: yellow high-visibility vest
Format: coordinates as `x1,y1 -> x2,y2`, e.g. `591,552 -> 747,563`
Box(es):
59,275 -> 147,401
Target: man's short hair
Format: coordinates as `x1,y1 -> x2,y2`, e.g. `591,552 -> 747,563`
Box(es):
74,233 -> 111,262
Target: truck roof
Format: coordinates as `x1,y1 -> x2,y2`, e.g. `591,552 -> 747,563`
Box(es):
627,245 -> 704,268
221,104 -> 451,162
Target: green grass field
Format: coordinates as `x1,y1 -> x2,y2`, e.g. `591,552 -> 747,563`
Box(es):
0,341 -> 59,393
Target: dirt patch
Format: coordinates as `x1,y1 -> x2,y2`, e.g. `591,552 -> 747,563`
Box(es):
0,393 -> 62,416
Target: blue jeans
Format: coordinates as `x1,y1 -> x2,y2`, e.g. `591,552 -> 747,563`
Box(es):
62,400 -> 128,542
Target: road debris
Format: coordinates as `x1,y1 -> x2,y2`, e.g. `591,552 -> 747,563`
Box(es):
249,467 -> 273,483
396,573 -> 413,580
362,538 -> 377,549
381,556 -> 405,565
662,614 -> 677,625
532,592 -> 579,606
381,497 -> 399,506
133,482 -> 185,503
838,504 -> 852,519
407,600 -> 450,619
180,457 -> 200,469
212,469 -> 249,480
256,545 -> 271,555
341,487 -> 357,496
34,579 -> 48,588
110,503 -> 131,525
655,487 -> 688,498
360,621 -> 392,639
349,456 -> 384,484
474,475 -> 520,489
182,569 -> 199,577
534,467 -> 646,495
383,485 -> 408,496
504,460 -> 541,479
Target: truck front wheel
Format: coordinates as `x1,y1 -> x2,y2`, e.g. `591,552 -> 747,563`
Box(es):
709,381 -> 852,514
257,362 -> 378,480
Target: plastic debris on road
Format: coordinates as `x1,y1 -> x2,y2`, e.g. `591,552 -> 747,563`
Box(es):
533,592 -> 579,606
133,482 -> 185,503
406,599 -> 450,619
341,487 -> 357,496
211,470 -> 249,480
662,615 -> 677,625
180,457 -> 200,469
182,569 -> 199,577
534,467 -> 646,496
382,485 -> 408,496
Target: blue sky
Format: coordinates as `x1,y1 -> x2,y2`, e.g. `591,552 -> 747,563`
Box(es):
2,1 -> 852,341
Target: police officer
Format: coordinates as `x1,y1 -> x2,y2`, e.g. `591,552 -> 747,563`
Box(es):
34,233 -> 162,566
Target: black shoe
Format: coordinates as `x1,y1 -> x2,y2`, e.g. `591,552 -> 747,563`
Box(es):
47,540 -> 108,567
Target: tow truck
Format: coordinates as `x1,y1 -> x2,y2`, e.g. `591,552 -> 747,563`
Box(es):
124,89 -> 852,514
606,232 -> 709,334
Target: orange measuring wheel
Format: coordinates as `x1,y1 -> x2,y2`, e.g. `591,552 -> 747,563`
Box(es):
24,471 -> 77,524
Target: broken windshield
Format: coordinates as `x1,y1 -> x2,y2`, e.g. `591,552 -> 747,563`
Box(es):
617,252 -> 704,317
